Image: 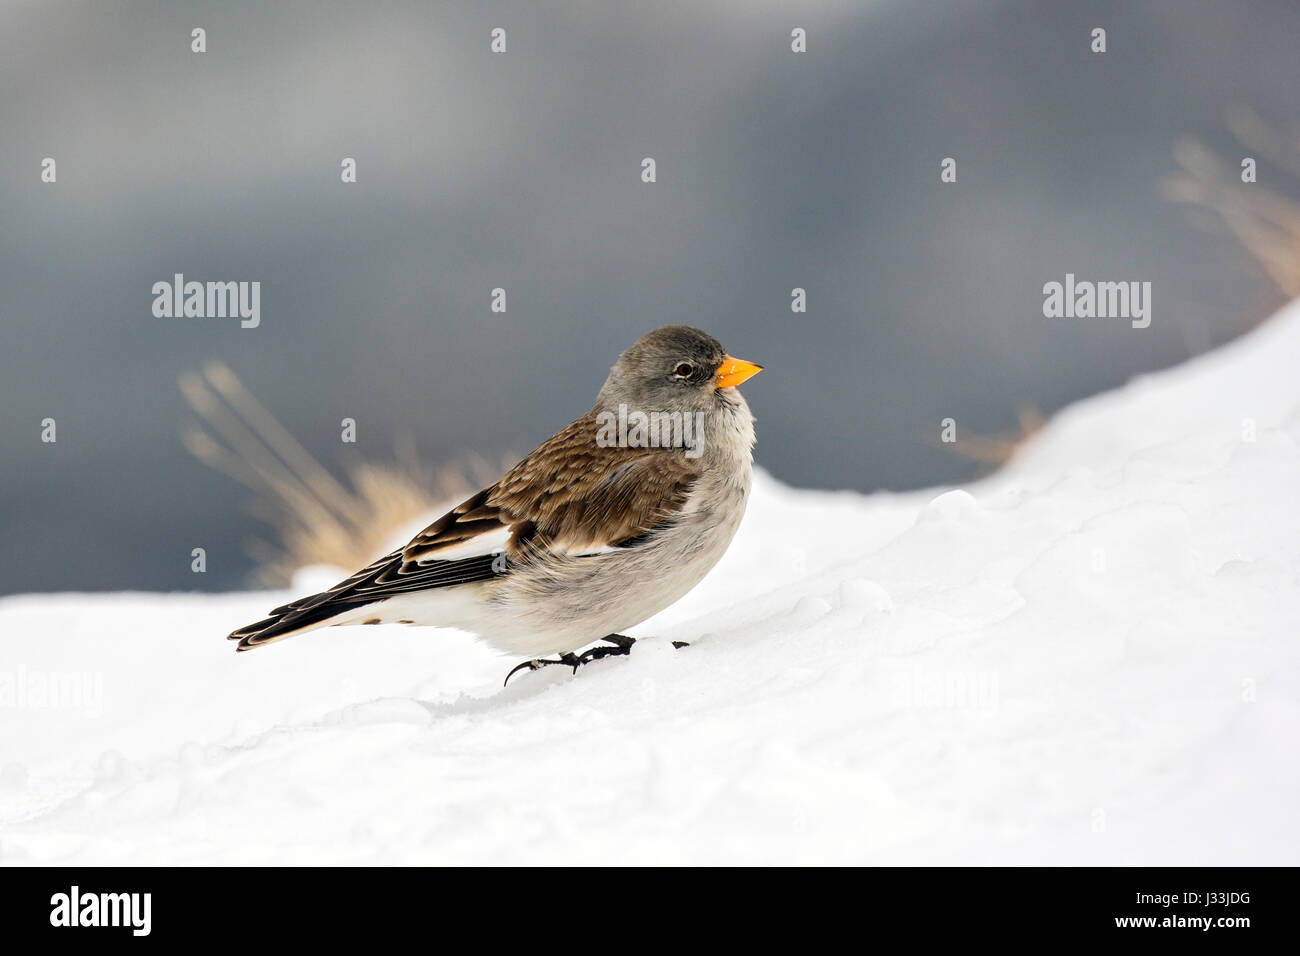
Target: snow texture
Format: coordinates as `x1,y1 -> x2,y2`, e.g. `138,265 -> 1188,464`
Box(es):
3,302 -> 1300,865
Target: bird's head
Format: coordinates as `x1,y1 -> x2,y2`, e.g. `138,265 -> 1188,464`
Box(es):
597,325 -> 763,417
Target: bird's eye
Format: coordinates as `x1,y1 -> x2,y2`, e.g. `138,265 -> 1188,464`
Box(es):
673,362 -> 695,379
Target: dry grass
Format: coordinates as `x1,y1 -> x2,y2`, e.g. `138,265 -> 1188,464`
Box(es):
1165,106 -> 1300,299
180,362 -> 496,586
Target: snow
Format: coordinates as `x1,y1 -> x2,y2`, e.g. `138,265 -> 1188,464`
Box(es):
4,303 -> 1300,865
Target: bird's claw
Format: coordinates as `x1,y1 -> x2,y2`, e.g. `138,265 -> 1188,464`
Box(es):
503,634 -> 637,685
503,652 -> 582,686
575,634 -> 636,667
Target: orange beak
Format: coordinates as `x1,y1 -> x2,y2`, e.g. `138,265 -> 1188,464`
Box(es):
714,355 -> 764,389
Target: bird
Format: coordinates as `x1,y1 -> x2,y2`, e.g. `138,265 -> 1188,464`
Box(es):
227,326 -> 763,683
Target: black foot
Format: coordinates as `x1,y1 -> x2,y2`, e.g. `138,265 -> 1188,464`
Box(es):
503,652 -> 581,686
577,633 -> 636,665
503,635 -> 636,686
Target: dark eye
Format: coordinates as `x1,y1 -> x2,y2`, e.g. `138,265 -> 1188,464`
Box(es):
673,362 -> 695,379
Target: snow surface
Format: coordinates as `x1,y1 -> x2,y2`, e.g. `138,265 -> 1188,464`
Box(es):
3,303 -> 1300,865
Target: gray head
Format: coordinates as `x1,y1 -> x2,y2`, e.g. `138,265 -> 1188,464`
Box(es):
595,326 -> 762,414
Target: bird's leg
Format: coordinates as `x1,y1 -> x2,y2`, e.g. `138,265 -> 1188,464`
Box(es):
503,635 -> 638,685
503,652 -> 582,686
576,633 -> 636,666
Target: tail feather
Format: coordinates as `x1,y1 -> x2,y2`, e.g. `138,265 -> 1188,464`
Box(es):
227,550 -> 500,652
227,597 -> 364,651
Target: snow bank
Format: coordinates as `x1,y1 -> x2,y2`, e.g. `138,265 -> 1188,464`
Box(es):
3,303 -> 1299,864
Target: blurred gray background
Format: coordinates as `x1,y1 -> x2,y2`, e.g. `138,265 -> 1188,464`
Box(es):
2,0 -> 1298,594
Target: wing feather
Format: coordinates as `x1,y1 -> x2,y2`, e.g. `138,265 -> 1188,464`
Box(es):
227,411 -> 701,650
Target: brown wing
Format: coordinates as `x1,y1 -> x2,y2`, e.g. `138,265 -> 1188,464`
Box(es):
405,412 -> 701,562
228,411 -> 701,650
